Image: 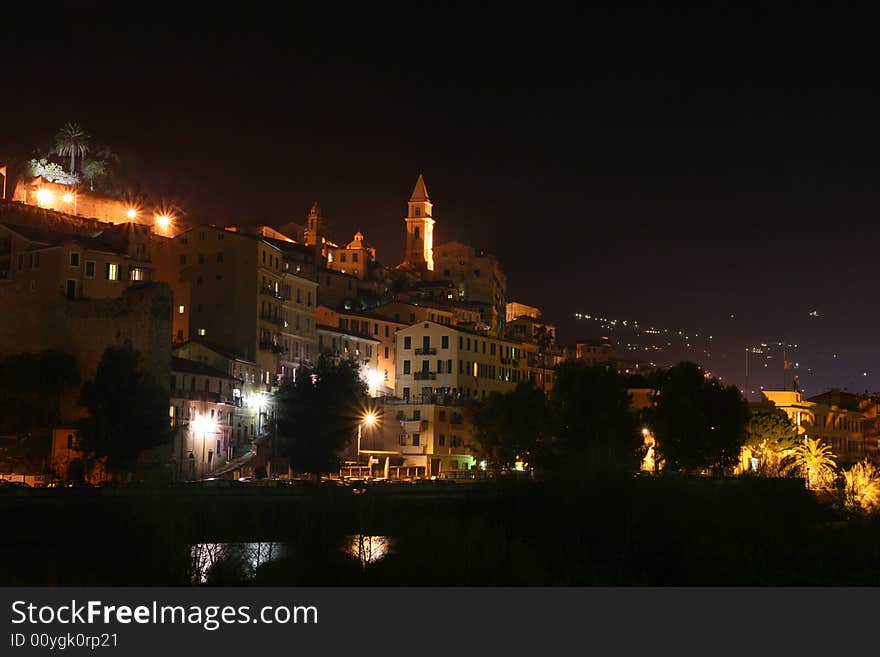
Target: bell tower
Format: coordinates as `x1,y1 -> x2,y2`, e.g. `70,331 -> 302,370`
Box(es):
304,201 -> 323,247
403,174 -> 434,272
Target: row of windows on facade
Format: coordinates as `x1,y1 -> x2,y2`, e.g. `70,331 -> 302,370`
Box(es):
317,335 -> 373,357
401,386 -> 492,402
181,252 -> 224,266
327,251 -> 362,264
338,318 -> 397,338
402,409 -> 463,423
19,251 -> 134,282
180,231 -> 225,244
398,433 -> 464,449
401,334 -> 521,359
260,330 -> 313,359
401,358 -> 521,381
391,312 -> 452,325
171,374 -> 237,398
178,234 -> 302,275
261,276 -> 313,306
819,415 -> 864,432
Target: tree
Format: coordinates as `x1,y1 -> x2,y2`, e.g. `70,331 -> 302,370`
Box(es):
744,409 -> 799,476
54,122 -> 90,174
77,343 -> 170,475
25,158 -> 79,185
0,350 -> 79,435
647,362 -> 748,475
276,356 -> 368,479
745,410 -> 798,453
547,361 -> 642,479
843,459 -> 880,513
469,382 -> 550,474
790,437 -> 837,491
81,159 -> 108,191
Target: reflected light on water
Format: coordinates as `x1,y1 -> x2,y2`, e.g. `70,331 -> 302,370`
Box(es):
345,535 -> 393,568
190,542 -> 285,584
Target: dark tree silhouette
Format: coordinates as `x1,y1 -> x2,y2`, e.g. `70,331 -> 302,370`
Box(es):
276,355 -> 368,479
648,362 -> 748,474
0,350 -> 79,435
77,343 -> 170,475
469,381 -> 550,473
547,362 -> 642,479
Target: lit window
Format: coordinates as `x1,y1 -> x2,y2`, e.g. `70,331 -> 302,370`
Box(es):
130,268 -> 145,281
198,328 -> 206,336
106,263 -> 119,281
178,305 -> 185,314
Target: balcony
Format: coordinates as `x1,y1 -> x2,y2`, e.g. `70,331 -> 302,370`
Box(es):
259,312 -> 282,325
414,371 -> 436,380
259,340 -> 284,353
415,347 -> 437,355
400,419 -> 429,432
384,392 -> 465,406
260,285 -> 288,301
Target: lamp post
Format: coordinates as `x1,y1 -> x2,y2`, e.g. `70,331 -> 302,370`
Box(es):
357,411 -> 377,473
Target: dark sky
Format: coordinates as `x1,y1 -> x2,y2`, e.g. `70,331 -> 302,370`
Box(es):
3,5 -> 879,397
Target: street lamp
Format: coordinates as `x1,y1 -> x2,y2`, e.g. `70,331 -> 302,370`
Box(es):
357,411 -> 378,468
155,213 -> 173,233
191,413 -> 218,479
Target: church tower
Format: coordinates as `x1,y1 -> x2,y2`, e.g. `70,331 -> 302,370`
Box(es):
303,201 -> 323,247
403,174 -> 435,272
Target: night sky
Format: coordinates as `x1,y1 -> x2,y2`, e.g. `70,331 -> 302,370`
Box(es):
3,6 -> 878,397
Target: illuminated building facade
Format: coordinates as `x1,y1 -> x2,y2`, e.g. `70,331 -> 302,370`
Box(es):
316,305 -> 406,393
316,324 -> 381,394
170,357 -> 239,480
152,225 -> 317,390
761,389 -> 873,466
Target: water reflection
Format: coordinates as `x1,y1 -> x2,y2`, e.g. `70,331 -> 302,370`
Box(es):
190,542 -> 286,584
345,534 -> 393,568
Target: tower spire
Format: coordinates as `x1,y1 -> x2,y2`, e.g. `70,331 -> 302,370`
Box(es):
410,174 -> 429,202
402,174 -> 434,272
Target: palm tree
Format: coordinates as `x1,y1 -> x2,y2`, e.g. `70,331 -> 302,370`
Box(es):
790,437 -> 837,490
54,122 -> 90,174
843,459 -> 880,513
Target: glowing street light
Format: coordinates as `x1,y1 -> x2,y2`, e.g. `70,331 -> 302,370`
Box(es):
62,193 -> 73,203
35,188 -> 53,206
366,369 -> 383,396
357,410 -> 378,467
155,214 -> 172,232
191,413 -> 218,479
126,207 -> 138,219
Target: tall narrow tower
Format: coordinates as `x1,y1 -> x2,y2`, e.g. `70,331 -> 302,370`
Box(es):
403,174 -> 434,272
303,201 -> 323,247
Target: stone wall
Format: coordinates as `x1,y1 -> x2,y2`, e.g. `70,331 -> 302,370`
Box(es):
0,282 -> 173,424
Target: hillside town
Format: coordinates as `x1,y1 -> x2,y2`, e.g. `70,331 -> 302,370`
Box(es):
2,150 -> 880,489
